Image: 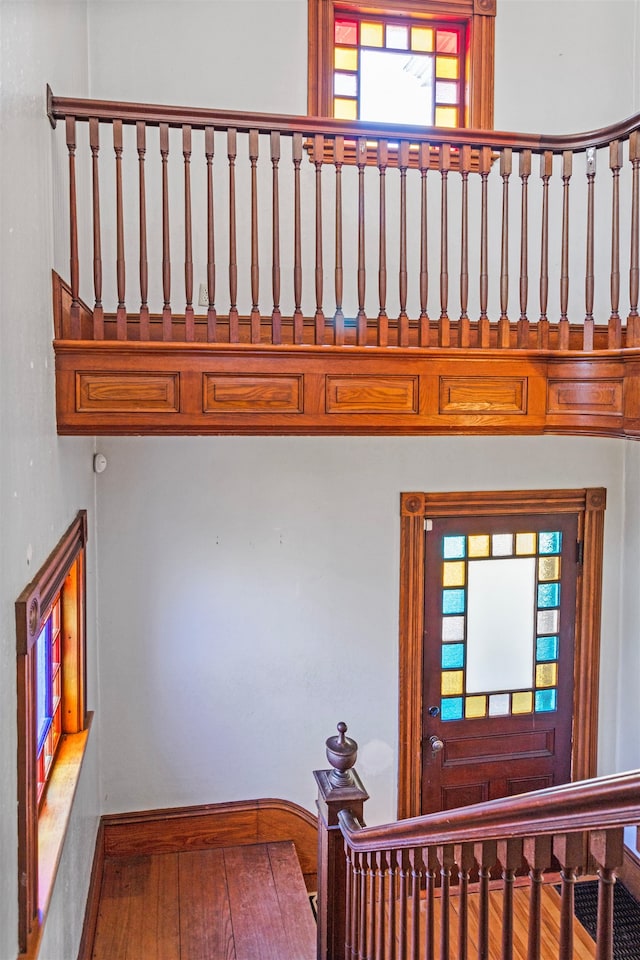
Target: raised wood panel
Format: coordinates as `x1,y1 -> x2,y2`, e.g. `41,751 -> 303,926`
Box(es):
443,729 -> 554,764
441,782 -> 488,809
203,374 -> 302,412
548,378 -> 624,415
506,775 -> 553,795
439,376 -> 527,414
76,372 -> 179,412
325,375 -> 418,413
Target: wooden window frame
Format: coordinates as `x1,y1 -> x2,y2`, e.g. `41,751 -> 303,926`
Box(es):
397,489 -> 606,820
16,511 -> 88,955
308,0 -> 496,129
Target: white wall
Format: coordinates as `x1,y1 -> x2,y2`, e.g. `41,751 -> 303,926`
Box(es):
0,3 -> 100,959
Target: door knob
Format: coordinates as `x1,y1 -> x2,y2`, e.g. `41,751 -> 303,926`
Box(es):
429,736 -> 444,753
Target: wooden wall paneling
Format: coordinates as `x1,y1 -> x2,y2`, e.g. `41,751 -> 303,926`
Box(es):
77,819 -> 105,960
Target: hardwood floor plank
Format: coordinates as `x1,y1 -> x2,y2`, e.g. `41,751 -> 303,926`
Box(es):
223,843 -> 291,960
178,848 -> 236,960
267,842 -> 316,960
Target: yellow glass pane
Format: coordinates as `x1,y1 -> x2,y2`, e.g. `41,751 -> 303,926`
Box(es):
442,561 -> 465,587
361,21 -> 383,47
435,106 -> 458,128
411,26 -> 434,52
516,532 -> 536,555
436,56 -> 459,80
536,663 -> 557,688
441,670 -> 464,696
334,98 -> 357,120
538,556 -> 560,581
465,695 -> 487,719
512,691 -> 533,714
335,47 -> 358,71
468,535 -> 490,558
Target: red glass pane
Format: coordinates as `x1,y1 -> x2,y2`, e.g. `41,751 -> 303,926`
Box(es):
335,20 -> 357,46
436,30 -> 459,54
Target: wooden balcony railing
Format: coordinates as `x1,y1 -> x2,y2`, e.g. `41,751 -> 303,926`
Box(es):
47,88 -> 640,436
315,724 -> 640,960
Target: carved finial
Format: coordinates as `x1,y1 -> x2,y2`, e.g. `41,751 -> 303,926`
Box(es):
326,722 -> 358,787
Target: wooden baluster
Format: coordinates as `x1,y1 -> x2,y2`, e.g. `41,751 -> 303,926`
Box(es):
419,143 -> 430,347
352,850 -> 362,960
65,116 -> 81,339
397,849 -> 410,960
628,131 -> 640,345
114,119 -> 127,340
368,851 -> 378,960
517,150 -> 531,347
498,147 -> 512,347
377,140 -> 388,348
583,147 -> 597,350
475,840 -> 497,960
357,137 -> 368,346
386,850 -> 397,960
137,121 -> 150,341
313,133 -> 325,345
270,131 -> 282,345
249,129 -> 261,344
439,143 -> 451,348
183,125 -> 195,341
455,842 -> 475,960
408,848 -> 423,960
160,123 -> 172,341
89,118 -> 104,340
375,851 -> 386,960
424,846 -> 438,960
459,145 -> 471,348
523,835 -> 551,960
478,146 -> 491,348
591,829 -> 624,960
609,140 -> 623,349
554,832 -> 585,960
360,847 -> 368,960
538,151 -> 553,348
498,837 -> 522,960
334,136 -> 345,347
228,128 -> 239,342
205,126 -> 217,342
439,845 -> 454,960
398,141 -> 410,347
559,150 -> 572,348
293,133 -> 304,345
345,844 -> 354,960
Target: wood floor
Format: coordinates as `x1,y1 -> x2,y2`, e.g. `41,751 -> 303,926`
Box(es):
90,840 -> 317,960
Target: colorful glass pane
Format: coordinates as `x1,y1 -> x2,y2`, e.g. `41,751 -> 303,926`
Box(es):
465,695 -> 487,718
489,693 -> 510,716
442,588 -> 465,614
512,691 -> 533,714
441,670 -> 464,696
335,47 -> 358,71
492,533 -> 513,557
35,623 -> 51,753
535,689 -> 557,712
442,616 -> 465,642
441,697 -> 463,721
468,535 -> 490,558
537,609 -> 559,634
386,24 -> 409,49
538,582 -> 560,608
536,662 -> 557,688
436,29 -> 459,54
334,98 -> 357,120
515,532 -> 537,555
334,73 -> 357,97
435,56 -> 459,80
442,643 -> 465,669
443,561 -> 465,587
538,556 -> 560,581
435,81 -> 458,105
335,20 -> 358,45
361,21 -> 383,47
539,531 -> 562,554
536,635 -> 559,661
443,535 -> 466,560
411,26 -> 434,52
435,106 -> 457,128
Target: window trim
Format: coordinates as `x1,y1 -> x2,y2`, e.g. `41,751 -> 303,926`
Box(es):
16,511 -> 88,955
308,0 -> 496,129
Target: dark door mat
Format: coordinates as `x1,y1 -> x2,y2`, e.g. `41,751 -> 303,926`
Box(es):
567,880 -> 640,960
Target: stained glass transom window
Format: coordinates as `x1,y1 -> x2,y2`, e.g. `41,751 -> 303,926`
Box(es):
439,530 -> 562,721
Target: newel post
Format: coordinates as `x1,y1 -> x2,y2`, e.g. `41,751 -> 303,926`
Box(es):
314,722 -> 369,960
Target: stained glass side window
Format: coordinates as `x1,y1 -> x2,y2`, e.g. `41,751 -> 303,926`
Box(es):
35,597 -> 62,803
439,530 -> 562,721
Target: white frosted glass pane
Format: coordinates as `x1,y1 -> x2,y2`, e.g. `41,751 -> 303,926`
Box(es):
489,693 -> 510,716
466,558 -> 535,694
537,609 -> 559,634
492,533 -> 513,556
360,50 -> 433,125
442,615 -> 465,641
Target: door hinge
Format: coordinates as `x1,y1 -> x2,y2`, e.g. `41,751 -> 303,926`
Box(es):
576,540 -> 584,565
424,518 -> 433,532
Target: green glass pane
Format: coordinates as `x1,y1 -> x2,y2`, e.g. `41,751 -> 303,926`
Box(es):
442,643 -> 464,669
443,535 -> 466,560
538,582 -> 560,608
442,616 -> 465,642
536,636 -> 558,661
441,697 -> 463,721
539,531 -> 562,554
442,589 -> 465,615
535,688 -> 557,712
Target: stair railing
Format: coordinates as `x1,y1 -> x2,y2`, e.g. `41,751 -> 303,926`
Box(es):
315,723 -> 640,960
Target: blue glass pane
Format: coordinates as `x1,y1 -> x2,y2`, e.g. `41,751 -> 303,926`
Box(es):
535,688 -> 557,712
539,531 -> 562,554
441,643 -> 464,669
538,582 -> 560,608
443,535 -> 466,560
536,635 -> 559,661
35,622 -> 51,754
442,589 -> 465,614
441,697 -> 463,721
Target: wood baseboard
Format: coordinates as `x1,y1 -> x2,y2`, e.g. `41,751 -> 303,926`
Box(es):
619,843 -> 640,901
77,819 -> 104,960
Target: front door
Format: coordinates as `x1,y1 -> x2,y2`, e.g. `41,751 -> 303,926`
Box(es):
422,510 -> 579,812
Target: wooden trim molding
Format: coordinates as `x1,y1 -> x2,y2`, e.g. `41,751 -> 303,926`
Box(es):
397,488 -> 606,821
618,843 -> 640,902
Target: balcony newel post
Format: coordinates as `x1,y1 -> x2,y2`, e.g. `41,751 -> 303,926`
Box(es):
315,722 -> 369,960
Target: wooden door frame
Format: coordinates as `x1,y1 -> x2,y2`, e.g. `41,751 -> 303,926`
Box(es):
397,488 -> 607,821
